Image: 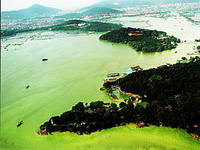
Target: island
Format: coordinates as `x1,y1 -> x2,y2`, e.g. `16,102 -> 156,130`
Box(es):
1,20 -> 122,37
99,27 -> 181,53
39,56 -> 200,139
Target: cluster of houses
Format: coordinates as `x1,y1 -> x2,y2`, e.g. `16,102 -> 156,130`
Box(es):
128,31 -> 143,36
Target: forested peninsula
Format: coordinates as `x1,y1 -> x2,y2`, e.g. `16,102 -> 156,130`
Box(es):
1,20 -> 122,37
39,57 -> 200,138
99,27 -> 181,52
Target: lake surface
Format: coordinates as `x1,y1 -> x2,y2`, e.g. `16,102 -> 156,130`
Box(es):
1,32 -> 200,149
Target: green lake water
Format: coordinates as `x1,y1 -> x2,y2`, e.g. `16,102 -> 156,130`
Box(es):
1,33 -> 200,150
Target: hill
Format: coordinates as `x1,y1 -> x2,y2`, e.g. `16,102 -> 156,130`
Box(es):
45,20 -> 122,32
86,0 -> 200,9
99,27 -> 180,53
56,7 -> 124,19
82,7 -> 124,15
1,20 -> 122,36
2,4 -> 62,20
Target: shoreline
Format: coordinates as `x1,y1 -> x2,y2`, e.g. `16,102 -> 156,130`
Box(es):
1,15 -> 200,149
38,60 -> 200,140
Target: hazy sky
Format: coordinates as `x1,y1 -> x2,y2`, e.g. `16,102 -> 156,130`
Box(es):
1,0 -> 101,11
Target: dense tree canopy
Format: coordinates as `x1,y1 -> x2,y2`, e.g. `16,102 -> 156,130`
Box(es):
47,20 -> 122,32
40,57 -> 200,138
104,57 -> 200,136
99,27 -> 180,52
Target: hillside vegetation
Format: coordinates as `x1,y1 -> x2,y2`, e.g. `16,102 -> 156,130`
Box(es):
1,20 -> 122,37
39,57 -> 200,138
100,27 -> 180,52
46,20 -> 122,32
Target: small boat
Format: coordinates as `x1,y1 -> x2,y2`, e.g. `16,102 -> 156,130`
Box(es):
26,85 -> 30,89
42,58 -> 48,61
107,73 -> 119,77
103,78 -> 117,83
17,121 -> 23,127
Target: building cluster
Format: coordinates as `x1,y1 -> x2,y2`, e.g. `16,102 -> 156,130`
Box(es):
1,3 -> 200,32
1,17 -> 61,31
123,3 -> 200,17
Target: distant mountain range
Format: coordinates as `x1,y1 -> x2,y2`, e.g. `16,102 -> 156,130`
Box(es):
57,7 -> 124,19
2,0 -> 199,20
2,4 -> 62,20
2,5 -> 124,20
86,0 -> 200,8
